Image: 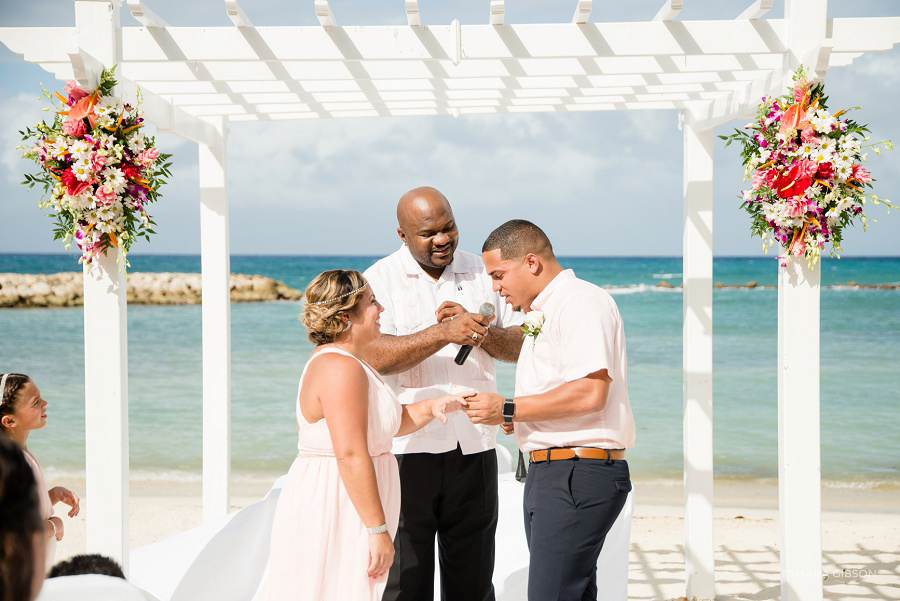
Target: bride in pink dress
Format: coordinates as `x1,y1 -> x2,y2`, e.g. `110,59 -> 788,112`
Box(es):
261,270 -> 470,601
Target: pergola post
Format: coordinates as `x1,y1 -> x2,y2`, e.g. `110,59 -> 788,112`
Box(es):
682,116 -> 715,601
777,2 -> 826,600
199,117 -> 231,521
74,0 -> 130,572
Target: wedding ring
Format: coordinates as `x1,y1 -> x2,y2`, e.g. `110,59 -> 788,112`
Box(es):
472,332 -> 478,341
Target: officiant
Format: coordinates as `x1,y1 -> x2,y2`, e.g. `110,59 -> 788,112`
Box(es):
362,187 -> 523,601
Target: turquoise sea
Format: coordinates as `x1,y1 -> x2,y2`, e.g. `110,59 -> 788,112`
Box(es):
1,254 -> 898,486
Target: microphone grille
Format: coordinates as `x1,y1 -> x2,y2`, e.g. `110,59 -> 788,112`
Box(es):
479,302 -> 496,319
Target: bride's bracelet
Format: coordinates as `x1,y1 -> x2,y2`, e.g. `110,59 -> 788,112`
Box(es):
47,518 -> 58,539
366,523 -> 387,535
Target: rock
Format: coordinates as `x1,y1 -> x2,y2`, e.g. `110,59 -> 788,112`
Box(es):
656,280 -> 673,288
31,281 -> 52,296
715,282 -> 724,288
745,281 -> 758,288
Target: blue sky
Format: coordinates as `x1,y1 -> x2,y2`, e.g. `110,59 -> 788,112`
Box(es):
1,0 -> 898,257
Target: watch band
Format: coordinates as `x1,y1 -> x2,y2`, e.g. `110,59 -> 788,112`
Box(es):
502,398 -> 515,423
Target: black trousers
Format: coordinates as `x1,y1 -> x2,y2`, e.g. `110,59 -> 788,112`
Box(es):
383,446 -> 498,601
523,457 -> 631,601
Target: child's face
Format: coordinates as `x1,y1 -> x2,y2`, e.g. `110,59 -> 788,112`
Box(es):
12,381 -> 48,432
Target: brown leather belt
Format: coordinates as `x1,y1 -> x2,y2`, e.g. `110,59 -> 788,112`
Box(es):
529,447 -> 626,462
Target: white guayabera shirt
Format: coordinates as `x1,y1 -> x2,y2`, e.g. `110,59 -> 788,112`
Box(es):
514,269 -> 636,453
365,245 -> 523,455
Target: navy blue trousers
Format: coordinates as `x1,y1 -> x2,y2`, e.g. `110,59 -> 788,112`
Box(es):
523,457 -> 631,601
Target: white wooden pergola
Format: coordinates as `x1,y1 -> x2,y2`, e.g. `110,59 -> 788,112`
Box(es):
3,1 -> 899,599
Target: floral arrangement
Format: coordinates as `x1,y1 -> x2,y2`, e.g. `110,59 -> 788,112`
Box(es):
522,310 -> 544,339
721,67 -> 893,266
20,66 -> 171,265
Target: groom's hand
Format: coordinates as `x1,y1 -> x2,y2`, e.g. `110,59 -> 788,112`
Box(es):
464,392 -> 505,425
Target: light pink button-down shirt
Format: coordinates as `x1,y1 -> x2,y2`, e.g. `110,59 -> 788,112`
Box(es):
365,246 -> 522,455
514,269 -> 635,453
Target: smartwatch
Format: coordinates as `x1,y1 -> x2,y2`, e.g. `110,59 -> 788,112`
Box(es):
502,398 -> 516,423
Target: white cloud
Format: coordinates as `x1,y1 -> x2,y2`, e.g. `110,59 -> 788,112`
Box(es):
0,92 -> 46,185
854,52 -> 900,88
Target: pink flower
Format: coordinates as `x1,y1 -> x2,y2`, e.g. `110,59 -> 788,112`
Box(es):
800,125 -> 820,145
796,159 -> 818,179
62,118 -> 87,138
137,147 -> 160,168
791,235 -> 806,256
64,80 -> 90,104
851,165 -> 872,183
95,184 -> 117,205
793,79 -> 809,104
784,197 -> 808,217
90,152 -> 107,172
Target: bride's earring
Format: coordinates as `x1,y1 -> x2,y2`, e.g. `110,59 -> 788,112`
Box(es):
342,319 -> 352,332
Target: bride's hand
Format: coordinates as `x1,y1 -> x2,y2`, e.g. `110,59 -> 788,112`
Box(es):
431,392 -> 474,424
367,532 -> 394,578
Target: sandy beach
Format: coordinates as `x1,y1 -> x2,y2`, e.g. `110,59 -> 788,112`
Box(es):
47,474 -> 899,601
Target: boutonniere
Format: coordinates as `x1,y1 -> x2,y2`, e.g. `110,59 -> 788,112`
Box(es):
522,310 -> 545,339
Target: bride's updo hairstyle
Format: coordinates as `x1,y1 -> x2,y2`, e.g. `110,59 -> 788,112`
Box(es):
301,269 -> 369,345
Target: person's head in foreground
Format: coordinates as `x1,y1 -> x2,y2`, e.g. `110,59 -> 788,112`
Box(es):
396,186 -> 459,279
482,219 -> 563,312
0,374 -> 47,443
48,554 -> 125,579
301,269 -> 383,347
0,434 -> 44,601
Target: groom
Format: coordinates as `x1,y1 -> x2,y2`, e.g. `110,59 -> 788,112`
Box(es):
465,219 -> 635,601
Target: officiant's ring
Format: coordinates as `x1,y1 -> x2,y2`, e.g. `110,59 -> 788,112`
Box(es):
472,333 -> 478,341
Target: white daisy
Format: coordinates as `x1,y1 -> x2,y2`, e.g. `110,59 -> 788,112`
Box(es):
72,159 -> 93,182
102,166 -> 126,192
127,133 -> 146,154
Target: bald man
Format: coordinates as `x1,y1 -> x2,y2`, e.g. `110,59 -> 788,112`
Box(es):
363,187 -> 523,601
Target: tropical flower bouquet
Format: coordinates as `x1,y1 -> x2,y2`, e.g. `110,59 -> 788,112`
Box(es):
721,67 -> 893,267
20,66 -> 171,266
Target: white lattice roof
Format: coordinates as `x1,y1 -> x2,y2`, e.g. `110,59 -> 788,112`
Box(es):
2,1 -> 899,143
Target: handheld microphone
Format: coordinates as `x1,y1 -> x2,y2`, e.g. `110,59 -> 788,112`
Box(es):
454,302 -> 495,366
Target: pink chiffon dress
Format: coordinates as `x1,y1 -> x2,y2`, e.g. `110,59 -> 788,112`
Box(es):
261,348 -> 402,601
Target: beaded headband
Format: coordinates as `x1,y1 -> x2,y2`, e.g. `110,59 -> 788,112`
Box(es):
306,283 -> 368,306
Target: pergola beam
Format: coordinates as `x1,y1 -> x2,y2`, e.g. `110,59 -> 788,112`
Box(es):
490,1 -> 505,26
405,0 -> 420,27
572,0 -> 591,25
224,0 -> 253,27
315,0 -> 336,27
738,0 -> 774,20
125,0 -> 169,28
653,0 -> 683,22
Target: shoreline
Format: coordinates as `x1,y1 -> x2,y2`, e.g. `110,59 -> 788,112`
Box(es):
44,471 -> 900,514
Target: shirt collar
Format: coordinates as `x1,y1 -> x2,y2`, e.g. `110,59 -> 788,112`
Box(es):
398,244 -> 466,279
531,269 -> 575,312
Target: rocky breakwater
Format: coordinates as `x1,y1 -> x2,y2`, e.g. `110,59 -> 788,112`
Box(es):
0,272 -> 304,308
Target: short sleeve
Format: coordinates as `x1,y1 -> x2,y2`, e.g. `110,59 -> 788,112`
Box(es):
555,293 -> 618,383
363,264 -> 397,336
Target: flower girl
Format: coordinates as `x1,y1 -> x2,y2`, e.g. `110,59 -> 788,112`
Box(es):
0,373 -> 80,567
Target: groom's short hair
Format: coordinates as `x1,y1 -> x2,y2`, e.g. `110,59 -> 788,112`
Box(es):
482,219 -> 554,260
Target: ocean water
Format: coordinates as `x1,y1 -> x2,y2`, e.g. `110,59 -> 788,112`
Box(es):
1,254 -> 898,485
